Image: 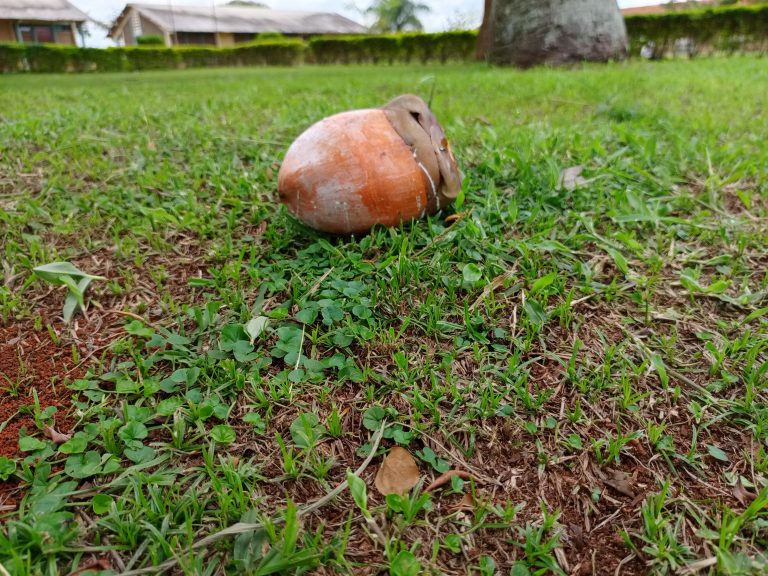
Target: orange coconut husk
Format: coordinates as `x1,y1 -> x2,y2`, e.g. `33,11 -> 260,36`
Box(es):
277,95 -> 460,235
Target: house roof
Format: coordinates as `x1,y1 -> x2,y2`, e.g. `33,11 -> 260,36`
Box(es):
621,5 -> 670,16
108,3 -> 368,38
621,1 -> 719,16
0,0 -> 88,22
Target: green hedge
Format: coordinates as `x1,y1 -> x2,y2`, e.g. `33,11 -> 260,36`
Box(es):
309,35 -> 400,64
0,40 -> 306,73
625,3 -> 768,58
401,31 -> 478,63
136,34 -> 165,46
124,46 -> 181,70
0,43 -> 129,73
25,44 -> 78,73
0,32 -> 478,73
72,47 -> 122,72
0,43 -> 26,73
309,31 -> 478,64
233,40 -> 305,66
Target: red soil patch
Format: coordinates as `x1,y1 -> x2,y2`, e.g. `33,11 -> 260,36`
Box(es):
0,324 -> 87,507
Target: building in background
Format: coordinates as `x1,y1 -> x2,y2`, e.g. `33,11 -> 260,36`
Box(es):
621,0 -> 761,16
0,0 -> 87,45
108,3 -> 368,47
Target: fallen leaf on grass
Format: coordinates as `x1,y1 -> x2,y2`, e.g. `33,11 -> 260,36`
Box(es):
568,523 -> 585,550
470,270 -> 517,311
375,447 -> 420,496
603,469 -> 635,498
447,492 -> 474,513
733,478 -> 756,506
554,547 -> 570,573
44,425 -> 71,444
67,558 -> 111,576
425,470 -> 474,493
679,557 -> 718,575
557,165 -> 588,191
444,212 -> 466,225
244,316 -> 269,345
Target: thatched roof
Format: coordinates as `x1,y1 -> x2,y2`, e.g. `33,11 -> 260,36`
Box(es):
109,3 -> 368,38
0,0 -> 88,22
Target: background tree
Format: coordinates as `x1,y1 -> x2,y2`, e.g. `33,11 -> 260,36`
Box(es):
476,0 -> 493,59
482,0 -> 627,67
366,0 -> 431,33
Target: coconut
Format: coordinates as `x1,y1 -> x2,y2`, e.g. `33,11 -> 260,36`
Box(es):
277,94 -> 460,234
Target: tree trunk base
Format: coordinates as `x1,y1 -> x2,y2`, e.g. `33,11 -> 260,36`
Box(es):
489,0 -> 628,68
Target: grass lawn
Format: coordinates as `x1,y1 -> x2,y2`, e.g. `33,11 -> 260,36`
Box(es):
0,58 -> 767,575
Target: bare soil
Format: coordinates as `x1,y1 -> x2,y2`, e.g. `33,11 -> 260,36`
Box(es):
0,323 -> 83,507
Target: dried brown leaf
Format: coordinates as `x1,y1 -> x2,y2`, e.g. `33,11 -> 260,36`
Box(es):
733,478 -> 755,506
374,446 -> 420,496
425,470 -> 473,493
568,523 -> 585,550
554,547 -> 570,573
679,557 -> 718,574
470,269 -> 517,311
444,212 -> 466,225
447,492 -> 474,513
67,558 -> 111,576
43,425 -> 71,444
603,469 -> 635,498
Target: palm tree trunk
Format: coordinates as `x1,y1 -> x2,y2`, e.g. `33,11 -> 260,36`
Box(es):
489,0 -> 627,68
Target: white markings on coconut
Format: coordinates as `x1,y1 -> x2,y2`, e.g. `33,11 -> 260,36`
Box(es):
343,201 -> 351,233
415,158 -> 437,210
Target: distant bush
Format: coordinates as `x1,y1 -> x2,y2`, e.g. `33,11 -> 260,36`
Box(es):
309,36 -> 360,64
25,44 -> 78,73
433,31 -> 478,63
625,3 -> 768,58
401,31 -> 478,63
177,46 -> 227,68
136,34 -> 165,46
233,39 -> 305,66
0,43 -> 26,73
0,39 -> 305,73
91,48 -> 128,72
256,32 -> 285,41
359,35 -> 401,64
123,46 -> 180,71
0,32 -> 475,74
309,31 -> 477,65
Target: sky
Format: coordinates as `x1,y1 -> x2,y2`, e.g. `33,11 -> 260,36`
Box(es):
76,0 -> 668,47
